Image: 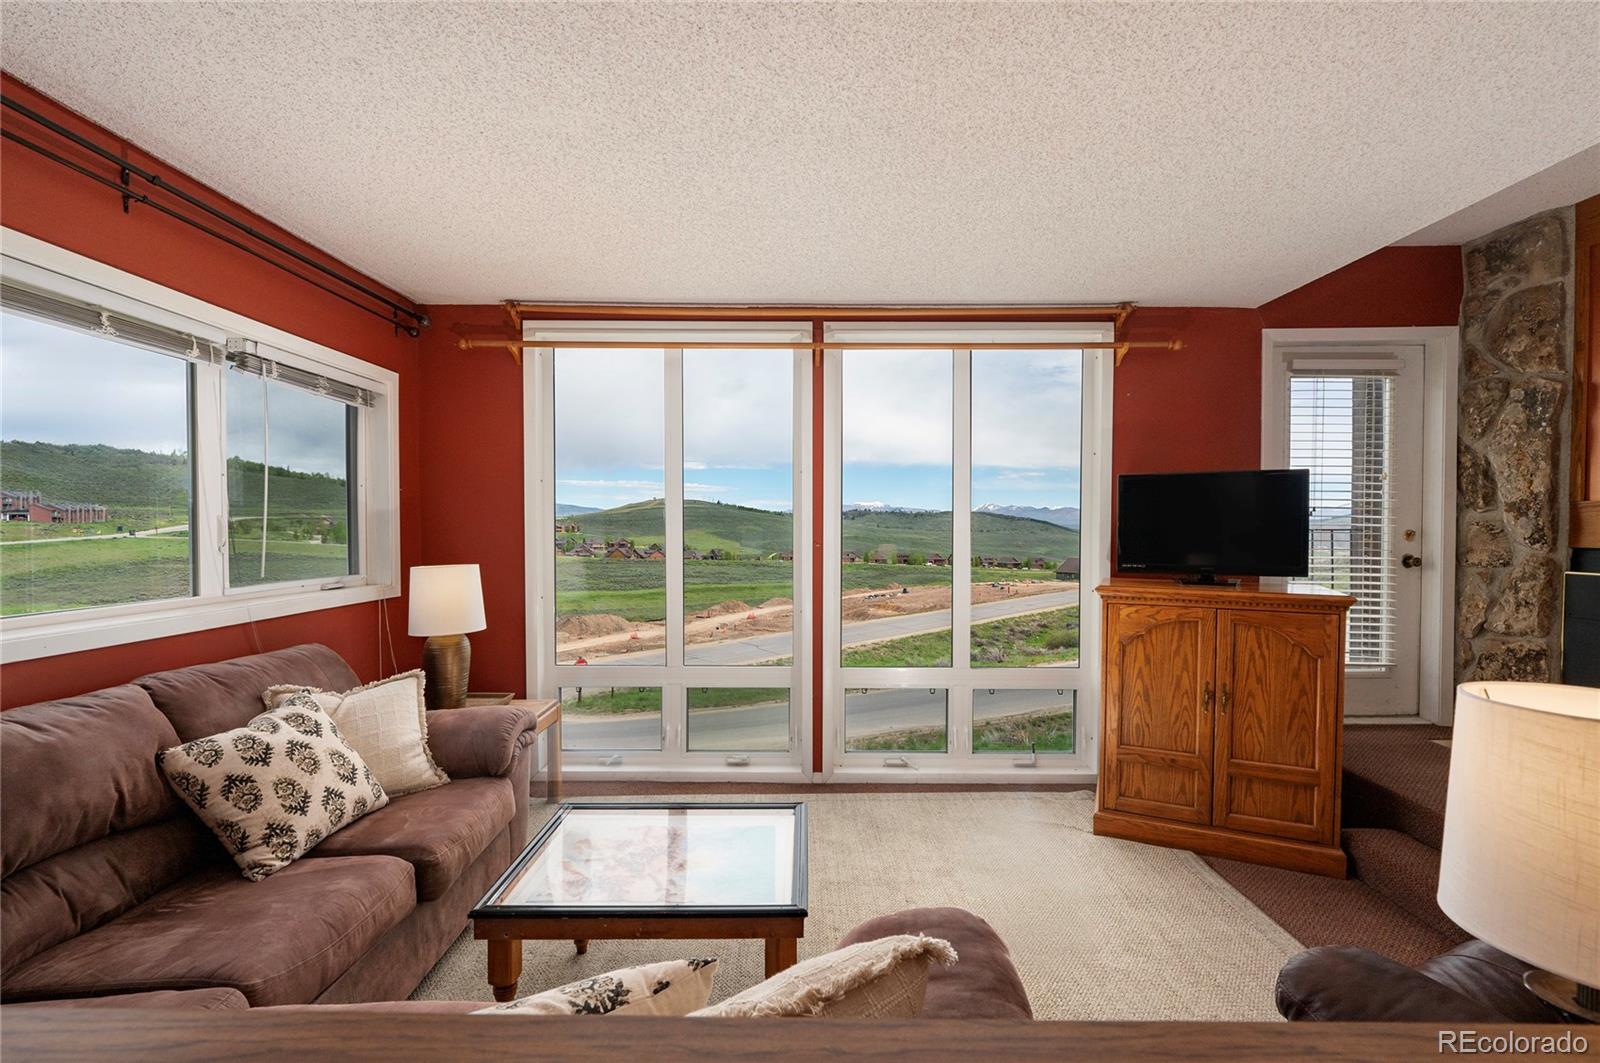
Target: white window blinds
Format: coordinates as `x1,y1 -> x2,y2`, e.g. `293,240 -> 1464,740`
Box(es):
1,279 -> 224,364
1287,372 -> 1396,669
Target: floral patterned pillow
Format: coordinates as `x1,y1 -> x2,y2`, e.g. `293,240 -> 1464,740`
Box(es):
472,957 -> 718,1017
157,693 -> 388,881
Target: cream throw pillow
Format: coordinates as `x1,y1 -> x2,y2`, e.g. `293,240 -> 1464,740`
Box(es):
158,693 -> 389,881
472,958 -> 718,1017
264,671 -> 447,797
691,935 -> 956,1019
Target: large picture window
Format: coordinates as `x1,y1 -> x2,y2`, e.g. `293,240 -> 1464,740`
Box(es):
529,323 -> 809,771
825,323 -> 1110,776
526,318 -> 1108,780
0,236 -> 400,662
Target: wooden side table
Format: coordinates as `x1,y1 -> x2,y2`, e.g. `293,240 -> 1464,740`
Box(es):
510,698 -> 562,803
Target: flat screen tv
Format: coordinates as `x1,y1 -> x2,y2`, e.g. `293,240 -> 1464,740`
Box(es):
1117,469 -> 1310,583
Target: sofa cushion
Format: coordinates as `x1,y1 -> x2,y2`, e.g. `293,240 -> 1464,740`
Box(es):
157,695 -> 389,881
137,644 -> 360,741
3,855 -> 415,1007
836,907 -> 1031,1020
2,818 -> 220,979
1,685 -> 182,878
1,685 -> 202,980
302,776 -> 515,901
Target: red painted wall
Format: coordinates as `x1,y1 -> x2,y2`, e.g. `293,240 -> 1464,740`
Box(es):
416,307 -> 527,696
0,75 -> 423,708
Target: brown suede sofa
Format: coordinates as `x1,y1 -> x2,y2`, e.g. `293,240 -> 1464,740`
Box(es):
11,907 -> 1034,1020
1,644 -> 542,1008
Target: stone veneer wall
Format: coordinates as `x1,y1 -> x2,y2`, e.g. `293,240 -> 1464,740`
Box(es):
1456,209 -> 1574,682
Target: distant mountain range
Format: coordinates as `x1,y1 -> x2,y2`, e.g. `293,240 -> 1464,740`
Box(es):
974,503 -> 1080,529
558,498 -> 1077,562
554,503 -> 601,517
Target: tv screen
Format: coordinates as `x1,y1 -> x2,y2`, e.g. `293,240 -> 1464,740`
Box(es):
1118,469 -> 1310,579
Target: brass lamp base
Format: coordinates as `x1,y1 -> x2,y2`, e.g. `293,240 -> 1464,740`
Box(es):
1524,970 -> 1600,1024
422,633 -> 471,711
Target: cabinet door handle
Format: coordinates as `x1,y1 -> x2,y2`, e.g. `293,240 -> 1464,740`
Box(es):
1219,685 -> 1231,713
1202,682 -> 1214,713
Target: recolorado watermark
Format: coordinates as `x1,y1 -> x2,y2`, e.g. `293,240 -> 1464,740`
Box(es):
1439,1029 -> 1589,1054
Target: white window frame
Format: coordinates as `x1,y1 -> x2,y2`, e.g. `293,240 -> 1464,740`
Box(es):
523,321 -> 814,782
822,322 -> 1113,783
0,228 -> 401,664
1261,326 -> 1459,725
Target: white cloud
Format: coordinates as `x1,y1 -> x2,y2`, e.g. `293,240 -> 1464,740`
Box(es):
559,478 -> 663,492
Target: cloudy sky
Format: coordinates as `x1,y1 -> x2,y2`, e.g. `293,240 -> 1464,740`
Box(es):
2,311 -> 350,477
554,346 -> 1082,513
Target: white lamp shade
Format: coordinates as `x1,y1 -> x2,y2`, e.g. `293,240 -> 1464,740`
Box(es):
1438,682 -> 1600,987
407,564 -> 487,636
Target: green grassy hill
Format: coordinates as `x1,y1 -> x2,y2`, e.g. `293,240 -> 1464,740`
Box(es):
1,440 -> 189,513
1,441 -> 347,515
560,498 -> 1078,563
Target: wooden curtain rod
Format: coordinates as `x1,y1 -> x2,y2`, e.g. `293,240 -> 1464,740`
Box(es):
506,301 -> 1134,324
457,336 -> 1183,366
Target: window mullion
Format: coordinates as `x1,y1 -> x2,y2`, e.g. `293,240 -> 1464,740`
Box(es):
191,357 -> 228,598
664,346 -> 686,755
952,347 -> 973,751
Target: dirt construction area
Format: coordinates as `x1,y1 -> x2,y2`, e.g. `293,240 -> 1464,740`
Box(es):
555,579 -> 1072,660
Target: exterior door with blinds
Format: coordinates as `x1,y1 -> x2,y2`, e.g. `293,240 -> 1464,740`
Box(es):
1282,348 -> 1425,716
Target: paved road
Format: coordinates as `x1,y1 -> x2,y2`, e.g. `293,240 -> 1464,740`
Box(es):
0,524 -> 189,546
572,588 -> 1079,667
564,686 -> 1076,751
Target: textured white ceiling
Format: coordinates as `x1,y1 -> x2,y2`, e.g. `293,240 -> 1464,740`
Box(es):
1397,143 -> 1600,247
1,2 -> 1597,307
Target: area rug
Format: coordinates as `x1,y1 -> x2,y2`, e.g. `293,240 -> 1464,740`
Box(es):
412,791 -> 1298,1020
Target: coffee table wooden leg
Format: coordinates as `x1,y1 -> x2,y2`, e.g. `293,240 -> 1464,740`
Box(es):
764,937 -> 797,978
574,939 -> 588,955
487,939 -> 522,1002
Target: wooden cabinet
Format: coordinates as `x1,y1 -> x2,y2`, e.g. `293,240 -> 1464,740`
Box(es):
1094,580 -> 1354,877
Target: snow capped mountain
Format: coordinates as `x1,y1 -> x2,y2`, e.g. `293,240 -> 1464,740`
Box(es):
973,503 -> 1080,528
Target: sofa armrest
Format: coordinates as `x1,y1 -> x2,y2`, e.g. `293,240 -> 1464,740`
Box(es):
426,706 -> 541,779
1276,946 -> 1494,1022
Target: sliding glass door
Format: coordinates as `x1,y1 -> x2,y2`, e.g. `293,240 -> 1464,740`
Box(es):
824,324 -> 1110,775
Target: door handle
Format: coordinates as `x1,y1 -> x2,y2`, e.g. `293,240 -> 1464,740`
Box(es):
1219,685 -> 1231,714
1202,682 -> 1213,714
1401,554 -> 1422,569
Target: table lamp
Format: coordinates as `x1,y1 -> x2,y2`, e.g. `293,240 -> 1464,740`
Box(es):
408,564 -> 487,711
1438,681 -> 1600,1022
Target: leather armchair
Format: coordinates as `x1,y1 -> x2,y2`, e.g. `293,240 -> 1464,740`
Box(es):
1276,940 -> 1573,1023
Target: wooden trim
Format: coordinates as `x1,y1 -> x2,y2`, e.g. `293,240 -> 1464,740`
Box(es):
1092,808 -> 1347,877
2,1010 -> 1565,1062
509,302 -> 1134,322
1096,580 -> 1355,613
1573,194 -> 1600,546
475,915 -> 805,940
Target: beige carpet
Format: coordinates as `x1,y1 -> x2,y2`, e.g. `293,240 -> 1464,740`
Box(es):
412,791 -> 1299,1020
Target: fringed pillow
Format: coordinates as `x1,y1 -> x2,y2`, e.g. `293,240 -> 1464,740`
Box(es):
691,935 -> 956,1019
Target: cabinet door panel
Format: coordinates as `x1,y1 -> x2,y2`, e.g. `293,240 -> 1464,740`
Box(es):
1213,609 -> 1339,843
1102,604 -> 1215,824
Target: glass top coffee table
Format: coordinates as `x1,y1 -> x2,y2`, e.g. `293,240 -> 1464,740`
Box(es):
472,802 -> 808,1001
